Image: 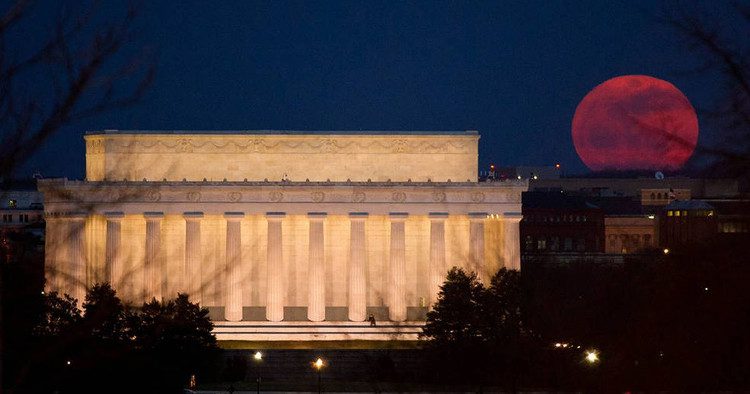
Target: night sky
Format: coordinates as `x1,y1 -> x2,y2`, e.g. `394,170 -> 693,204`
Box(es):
19,1 -> 732,179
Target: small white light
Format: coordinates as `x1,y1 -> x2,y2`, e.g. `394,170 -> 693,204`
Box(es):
66,360 -> 71,365
647,215 -> 655,219
585,351 -> 599,363
254,351 -> 263,361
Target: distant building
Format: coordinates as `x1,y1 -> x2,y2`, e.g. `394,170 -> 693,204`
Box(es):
520,192 -> 604,254
660,200 -> 718,247
640,188 -> 691,206
709,199 -> 750,234
529,176 -> 738,198
1,183 -> 45,264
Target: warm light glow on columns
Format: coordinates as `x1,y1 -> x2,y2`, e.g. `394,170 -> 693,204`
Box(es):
43,216 -> 60,293
307,212 -> 327,322
224,212 -> 244,322
183,212 -> 203,302
348,212 -> 368,322
144,212 -> 164,301
266,212 -> 286,322
502,212 -> 523,271
469,212 -> 487,283
67,213 -> 87,306
104,212 -> 124,291
428,212 -> 448,307
389,212 -> 408,322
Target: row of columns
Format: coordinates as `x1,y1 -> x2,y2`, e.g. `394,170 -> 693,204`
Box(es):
84,211 -> 522,322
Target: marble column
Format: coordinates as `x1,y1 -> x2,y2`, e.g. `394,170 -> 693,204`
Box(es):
502,212 -> 523,271
144,212 -> 164,301
389,212 -> 408,322
307,212 -> 327,322
67,214 -> 87,306
469,212 -> 487,283
224,212 -> 244,322
43,216 -> 60,293
428,212 -> 448,307
184,212 -> 203,303
104,212 -> 124,292
348,212 -> 368,322
266,212 -> 286,322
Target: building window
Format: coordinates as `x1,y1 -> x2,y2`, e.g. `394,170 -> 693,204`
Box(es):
576,238 -> 586,251
525,236 -> 534,251
682,210 -> 688,217
564,237 -> 573,251
549,236 -> 559,251
644,234 -> 652,245
8,199 -> 17,208
537,238 -> 547,250
650,192 -> 656,200
667,210 -> 673,217
674,211 -> 680,217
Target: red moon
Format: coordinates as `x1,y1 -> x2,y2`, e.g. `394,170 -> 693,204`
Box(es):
572,75 -> 699,171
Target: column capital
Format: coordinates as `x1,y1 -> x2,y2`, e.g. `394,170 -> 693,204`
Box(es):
389,212 -> 409,221
468,212 -> 488,221
144,211 -> 164,221
104,211 -> 125,221
224,212 -> 245,221
349,212 -> 369,221
502,211 -> 523,222
266,212 -> 286,221
308,212 -> 328,220
428,212 -> 449,221
183,211 -> 204,221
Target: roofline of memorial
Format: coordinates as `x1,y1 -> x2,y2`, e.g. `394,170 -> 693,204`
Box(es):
38,178 -> 528,188
84,129 -> 479,136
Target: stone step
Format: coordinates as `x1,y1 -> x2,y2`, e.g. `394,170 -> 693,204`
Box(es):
214,321 -> 425,341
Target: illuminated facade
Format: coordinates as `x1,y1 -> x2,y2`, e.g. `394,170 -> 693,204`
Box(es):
40,130 -> 526,340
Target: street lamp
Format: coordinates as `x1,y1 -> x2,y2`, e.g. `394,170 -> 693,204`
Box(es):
585,350 -> 599,364
253,351 -> 263,394
313,357 -> 325,393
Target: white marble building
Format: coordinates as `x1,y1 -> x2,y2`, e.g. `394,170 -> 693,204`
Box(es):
40,130 -> 526,340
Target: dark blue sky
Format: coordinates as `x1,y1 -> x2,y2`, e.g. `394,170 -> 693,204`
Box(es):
21,1 -> 728,179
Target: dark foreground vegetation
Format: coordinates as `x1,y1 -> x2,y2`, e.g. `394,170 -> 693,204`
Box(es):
4,233 -> 750,392
2,264 -> 218,393
421,233 -> 750,391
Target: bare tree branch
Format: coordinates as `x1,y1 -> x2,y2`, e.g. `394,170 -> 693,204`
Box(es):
0,0 -> 155,181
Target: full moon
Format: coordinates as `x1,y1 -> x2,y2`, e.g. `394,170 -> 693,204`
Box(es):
572,75 -> 699,171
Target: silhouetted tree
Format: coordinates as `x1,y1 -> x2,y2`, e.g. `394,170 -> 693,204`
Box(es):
422,267 -> 529,387
662,1 -> 750,180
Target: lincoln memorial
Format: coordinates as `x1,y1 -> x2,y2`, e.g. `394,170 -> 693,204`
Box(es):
39,130 -> 526,340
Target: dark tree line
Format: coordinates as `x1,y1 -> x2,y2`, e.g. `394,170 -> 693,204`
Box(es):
5,282 -> 219,393
424,232 -> 750,390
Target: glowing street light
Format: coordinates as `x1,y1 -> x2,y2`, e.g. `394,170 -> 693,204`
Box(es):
313,357 -> 325,393
585,350 -> 599,364
663,248 -> 670,255
253,351 -> 263,394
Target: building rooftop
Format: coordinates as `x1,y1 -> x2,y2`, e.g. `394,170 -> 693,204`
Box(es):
665,200 -> 715,210
522,191 -> 601,210
86,129 -> 479,136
